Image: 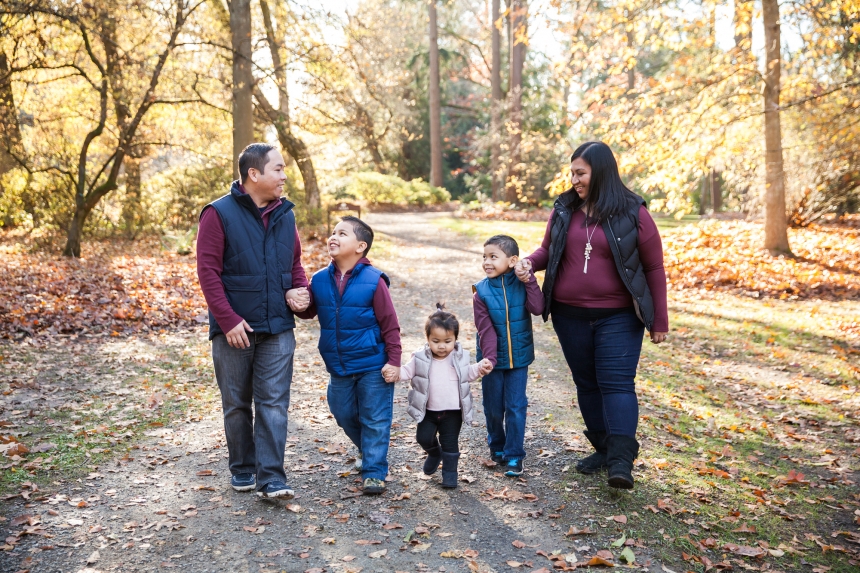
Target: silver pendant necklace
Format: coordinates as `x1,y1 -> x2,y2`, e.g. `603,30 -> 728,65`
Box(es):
584,215 -> 599,274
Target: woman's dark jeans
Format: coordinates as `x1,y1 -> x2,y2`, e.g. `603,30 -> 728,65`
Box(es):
552,310 -> 644,437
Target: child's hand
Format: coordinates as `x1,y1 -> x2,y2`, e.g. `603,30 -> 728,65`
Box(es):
286,287 -> 310,312
477,358 -> 493,376
381,364 -> 399,383
514,259 -> 532,283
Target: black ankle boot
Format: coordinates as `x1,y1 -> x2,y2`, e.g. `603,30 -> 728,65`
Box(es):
605,435 -> 639,489
423,446 -> 442,475
576,430 -> 608,474
440,452 -> 460,488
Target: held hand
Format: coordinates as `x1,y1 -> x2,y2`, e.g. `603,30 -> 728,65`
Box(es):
514,259 -> 532,283
477,358 -> 493,376
381,364 -> 399,383
286,287 -> 310,312
226,319 -> 254,349
650,331 -> 668,344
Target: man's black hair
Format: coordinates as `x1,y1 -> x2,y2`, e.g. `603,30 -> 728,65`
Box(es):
484,234 -> 519,257
341,216 -> 374,256
238,143 -> 276,182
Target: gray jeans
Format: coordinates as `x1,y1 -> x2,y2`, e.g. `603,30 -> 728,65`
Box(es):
211,330 -> 295,488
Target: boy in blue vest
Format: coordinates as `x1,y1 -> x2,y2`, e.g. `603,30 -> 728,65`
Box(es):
294,216 -> 401,495
473,235 -> 544,477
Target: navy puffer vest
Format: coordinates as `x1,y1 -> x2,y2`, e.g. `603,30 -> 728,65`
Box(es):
312,263 -> 390,376
473,271 -> 535,370
541,190 -> 655,331
201,182 -> 296,340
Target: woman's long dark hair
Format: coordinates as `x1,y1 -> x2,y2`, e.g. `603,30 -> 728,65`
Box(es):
566,141 -> 639,220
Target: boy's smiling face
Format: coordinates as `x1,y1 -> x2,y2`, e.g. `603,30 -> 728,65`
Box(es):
328,221 -> 366,261
482,244 -> 518,278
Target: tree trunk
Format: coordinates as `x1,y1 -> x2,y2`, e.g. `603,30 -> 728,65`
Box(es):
490,0 -> 503,201
258,0 -> 321,213
121,156 -> 143,238
761,0 -> 791,254
711,168 -> 722,213
625,11 -> 635,90
230,0 -> 254,178
428,0 -> 444,188
506,0 -> 526,203
0,51 -> 22,179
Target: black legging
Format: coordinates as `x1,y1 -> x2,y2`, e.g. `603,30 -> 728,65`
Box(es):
416,409 -> 462,453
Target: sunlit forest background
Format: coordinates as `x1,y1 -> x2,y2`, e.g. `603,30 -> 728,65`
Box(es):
0,0 -> 858,256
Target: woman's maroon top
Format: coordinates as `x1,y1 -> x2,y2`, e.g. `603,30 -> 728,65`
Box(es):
527,205 -> 668,333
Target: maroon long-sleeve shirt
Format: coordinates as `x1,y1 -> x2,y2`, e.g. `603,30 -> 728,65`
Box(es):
294,257 -> 402,367
527,205 -> 669,333
196,192 -> 308,335
472,271 -> 544,367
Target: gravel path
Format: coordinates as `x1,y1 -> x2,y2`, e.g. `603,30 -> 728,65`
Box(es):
1,212 -> 663,573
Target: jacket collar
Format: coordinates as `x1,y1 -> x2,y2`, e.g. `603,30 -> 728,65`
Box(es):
487,270 -> 518,287
420,341 -> 464,361
229,180 -> 295,223
553,189 -> 578,213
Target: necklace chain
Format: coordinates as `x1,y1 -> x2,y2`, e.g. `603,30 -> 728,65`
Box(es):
584,216 -> 599,274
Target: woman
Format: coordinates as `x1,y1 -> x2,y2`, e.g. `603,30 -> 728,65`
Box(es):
517,141 -> 668,489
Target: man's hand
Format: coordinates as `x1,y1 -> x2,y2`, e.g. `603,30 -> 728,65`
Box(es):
514,259 -> 532,283
226,320 -> 254,349
650,331 -> 668,344
381,364 -> 399,383
477,358 -> 494,376
286,287 -> 310,312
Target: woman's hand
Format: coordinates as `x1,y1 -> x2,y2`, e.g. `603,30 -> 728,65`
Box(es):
650,331 -> 668,344
514,259 -> 532,283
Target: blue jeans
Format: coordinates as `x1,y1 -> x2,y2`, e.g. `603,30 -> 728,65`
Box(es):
211,330 -> 295,489
327,370 -> 394,481
481,366 -> 529,460
552,309 -> 644,437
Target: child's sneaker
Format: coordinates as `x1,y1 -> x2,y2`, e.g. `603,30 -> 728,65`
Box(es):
354,452 -> 363,471
230,473 -> 256,492
504,458 -> 524,477
490,451 -> 505,465
362,477 -> 386,495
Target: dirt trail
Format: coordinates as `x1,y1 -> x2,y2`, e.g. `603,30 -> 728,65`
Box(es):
1,213 -> 663,573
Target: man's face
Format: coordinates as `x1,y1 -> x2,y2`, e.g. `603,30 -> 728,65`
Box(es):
247,150 -> 287,202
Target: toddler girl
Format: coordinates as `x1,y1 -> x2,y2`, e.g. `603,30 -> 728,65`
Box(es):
395,305 -> 492,488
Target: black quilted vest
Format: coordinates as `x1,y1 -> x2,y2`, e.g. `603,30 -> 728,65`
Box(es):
540,191 -> 655,331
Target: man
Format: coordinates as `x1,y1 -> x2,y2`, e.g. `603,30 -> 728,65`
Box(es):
197,143 -> 310,498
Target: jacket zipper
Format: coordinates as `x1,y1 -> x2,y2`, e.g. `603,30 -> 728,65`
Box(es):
333,267 -> 348,374
501,278 -> 514,369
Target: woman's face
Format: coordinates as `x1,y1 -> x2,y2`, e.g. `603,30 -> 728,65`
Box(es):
570,157 -> 591,200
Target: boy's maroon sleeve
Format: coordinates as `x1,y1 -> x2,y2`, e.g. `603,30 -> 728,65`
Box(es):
196,207 -> 243,334
373,278 -> 402,367
472,292 -> 498,367
524,273 -> 544,316
290,227 -> 309,289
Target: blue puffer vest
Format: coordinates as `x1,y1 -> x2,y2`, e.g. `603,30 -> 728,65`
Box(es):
201,181 -> 296,340
312,263 -> 390,376
473,271 -> 535,370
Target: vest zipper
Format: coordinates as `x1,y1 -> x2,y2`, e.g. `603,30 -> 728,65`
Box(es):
501,278 -> 514,369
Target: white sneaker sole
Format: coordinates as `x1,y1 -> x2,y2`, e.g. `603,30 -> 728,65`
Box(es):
256,488 -> 295,499
232,483 -> 256,492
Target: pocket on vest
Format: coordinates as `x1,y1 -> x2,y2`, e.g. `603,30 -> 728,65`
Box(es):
222,275 -> 264,324
281,272 -> 293,290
